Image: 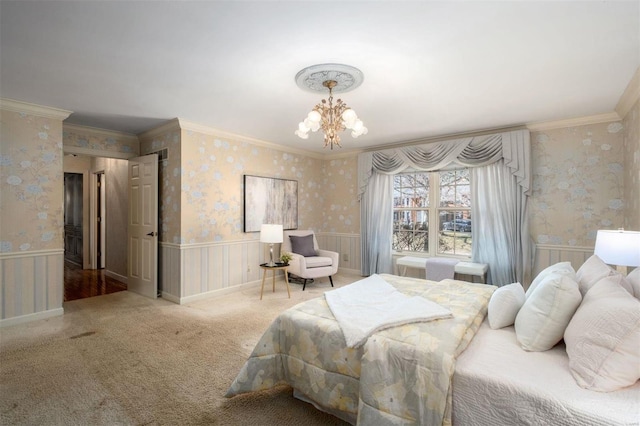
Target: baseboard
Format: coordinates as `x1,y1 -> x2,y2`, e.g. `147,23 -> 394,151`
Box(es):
105,269 -> 128,284
0,308 -> 64,328
175,279 -> 263,305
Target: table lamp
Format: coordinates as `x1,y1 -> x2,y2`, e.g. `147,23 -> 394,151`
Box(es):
594,229 -> 640,274
260,224 -> 283,267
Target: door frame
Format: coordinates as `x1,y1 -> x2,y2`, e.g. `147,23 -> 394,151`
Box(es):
63,146 -> 141,277
89,171 -> 106,270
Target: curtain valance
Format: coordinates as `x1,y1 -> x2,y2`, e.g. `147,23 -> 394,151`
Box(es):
358,129 -> 530,199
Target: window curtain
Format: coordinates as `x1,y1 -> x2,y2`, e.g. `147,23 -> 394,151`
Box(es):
360,171 -> 394,275
358,129 -> 532,285
472,160 -> 531,285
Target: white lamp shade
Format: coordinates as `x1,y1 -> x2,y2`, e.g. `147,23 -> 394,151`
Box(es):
594,229 -> 640,267
260,224 -> 283,244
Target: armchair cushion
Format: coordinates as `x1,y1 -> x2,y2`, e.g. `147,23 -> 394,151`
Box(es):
289,234 -> 317,257
305,256 -> 333,268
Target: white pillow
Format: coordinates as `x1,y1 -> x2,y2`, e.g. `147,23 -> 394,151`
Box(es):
576,254 -> 634,296
575,255 -> 615,296
488,282 -> 526,329
526,261 -> 576,298
627,268 -> 640,300
515,273 -> 582,351
564,276 -> 640,392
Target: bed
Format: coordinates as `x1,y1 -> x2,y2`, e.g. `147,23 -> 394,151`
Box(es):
225,272 -> 640,425
225,273 -> 494,424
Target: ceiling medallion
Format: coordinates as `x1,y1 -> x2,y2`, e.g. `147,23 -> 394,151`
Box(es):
294,64 -> 367,150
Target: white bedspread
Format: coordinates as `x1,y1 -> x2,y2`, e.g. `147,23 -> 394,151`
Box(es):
453,321 -> 640,425
324,274 -> 452,348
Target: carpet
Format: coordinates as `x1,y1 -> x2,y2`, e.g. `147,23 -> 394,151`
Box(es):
0,274 -> 357,425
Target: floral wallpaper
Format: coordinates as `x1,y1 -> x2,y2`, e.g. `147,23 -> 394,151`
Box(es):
530,121 -> 625,246
320,156 -> 360,234
140,128 -> 182,244
622,98 -> 640,231
0,110 -> 64,252
63,126 -> 138,155
178,130 -> 326,244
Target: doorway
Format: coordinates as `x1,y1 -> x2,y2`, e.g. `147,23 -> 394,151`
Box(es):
63,155 -> 128,301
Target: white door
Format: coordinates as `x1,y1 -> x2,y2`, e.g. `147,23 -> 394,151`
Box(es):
128,154 -> 158,298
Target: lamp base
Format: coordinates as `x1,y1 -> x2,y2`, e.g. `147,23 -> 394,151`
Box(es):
615,265 -> 628,275
266,244 -> 276,267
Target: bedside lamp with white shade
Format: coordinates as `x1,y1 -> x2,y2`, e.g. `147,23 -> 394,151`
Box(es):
260,224 -> 283,267
594,229 -> 640,275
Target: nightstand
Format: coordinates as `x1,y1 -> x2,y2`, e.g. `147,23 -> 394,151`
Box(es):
259,263 -> 291,300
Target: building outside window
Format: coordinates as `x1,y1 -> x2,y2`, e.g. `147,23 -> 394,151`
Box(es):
393,169 -> 471,256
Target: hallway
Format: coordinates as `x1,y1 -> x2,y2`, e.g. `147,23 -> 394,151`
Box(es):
64,261 -> 127,302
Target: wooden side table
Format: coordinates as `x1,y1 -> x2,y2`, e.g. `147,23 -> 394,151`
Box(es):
259,263 -> 290,300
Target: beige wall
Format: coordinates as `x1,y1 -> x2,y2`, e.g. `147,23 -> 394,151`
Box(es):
530,121 -> 625,247
622,98 -> 640,230
1,108 -> 67,252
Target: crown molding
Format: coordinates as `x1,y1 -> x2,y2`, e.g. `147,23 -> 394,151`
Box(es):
526,112 -> 621,132
136,118 -> 182,140
616,66 -> 640,119
0,98 -> 71,120
63,123 -> 139,143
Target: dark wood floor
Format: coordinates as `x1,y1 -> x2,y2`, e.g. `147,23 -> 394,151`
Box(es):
64,261 -> 127,302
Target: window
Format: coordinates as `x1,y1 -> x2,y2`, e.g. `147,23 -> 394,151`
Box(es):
393,169 -> 472,256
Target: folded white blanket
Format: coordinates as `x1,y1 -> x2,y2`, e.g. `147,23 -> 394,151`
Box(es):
325,274 -> 453,348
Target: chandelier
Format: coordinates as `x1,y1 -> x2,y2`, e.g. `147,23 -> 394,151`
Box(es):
294,64 -> 367,150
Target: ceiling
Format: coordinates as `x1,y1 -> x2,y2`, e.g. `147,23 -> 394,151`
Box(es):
1,1 -> 638,154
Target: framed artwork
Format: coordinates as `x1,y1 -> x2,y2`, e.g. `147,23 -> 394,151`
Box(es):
243,175 -> 298,232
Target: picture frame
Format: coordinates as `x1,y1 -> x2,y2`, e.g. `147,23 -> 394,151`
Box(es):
243,175 -> 298,232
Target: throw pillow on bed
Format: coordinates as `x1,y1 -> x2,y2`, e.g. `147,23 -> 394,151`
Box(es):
515,273 -> 582,351
289,234 -> 317,257
525,261 -> 575,297
574,254 -> 635,297
626,267 -> 640,300
564,276 -> 640,392
487,282 -> 526,329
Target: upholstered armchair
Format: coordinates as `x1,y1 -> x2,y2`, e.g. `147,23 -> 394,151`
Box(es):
281,230 -> 339,290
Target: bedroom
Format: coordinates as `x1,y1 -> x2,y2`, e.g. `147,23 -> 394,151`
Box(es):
0,1 -> 640,424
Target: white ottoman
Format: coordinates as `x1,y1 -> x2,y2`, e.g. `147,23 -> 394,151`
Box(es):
454,261 -> 489,283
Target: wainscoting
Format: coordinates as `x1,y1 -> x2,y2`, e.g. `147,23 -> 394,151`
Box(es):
159,232 -> 362,304
0,249 -> 64,327
533,244 -> 593,277
159,238 -> 594,304
0,239 -> 594,325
